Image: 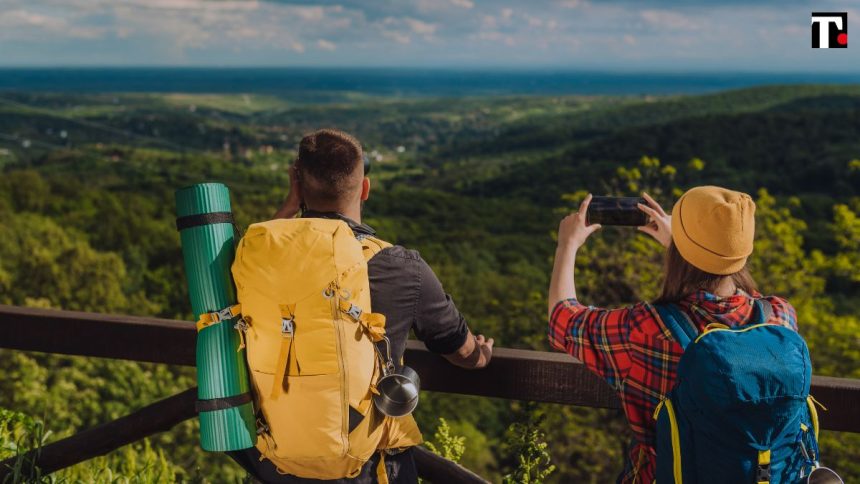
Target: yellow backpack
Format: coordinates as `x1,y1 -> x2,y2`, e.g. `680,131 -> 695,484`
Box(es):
231,218 -> 422,480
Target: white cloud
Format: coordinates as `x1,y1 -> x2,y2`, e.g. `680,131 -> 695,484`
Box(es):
449,0 -> 474,8
404,18 -> 437,36
414,0 -> 473,13
0,8 -> 107,39
2,9 -> 66,31
379,16 -> 436,43
474,30 -> 516,47
526,15 -> 544,28
86,0 -> 343,55
481,15 -> 497,29
291,6 -> 326,22
317,39 -> 337,51
123,0 -> 260,11
640,10 -> 699,31
289,41 -> 305,53
381,30 -> 411,44
558,0 -> 587,8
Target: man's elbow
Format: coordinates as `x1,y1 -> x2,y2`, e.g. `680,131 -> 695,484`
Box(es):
442,332 -> 492,369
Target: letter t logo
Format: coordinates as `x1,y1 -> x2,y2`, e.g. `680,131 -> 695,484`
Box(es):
812,12 -> 848,48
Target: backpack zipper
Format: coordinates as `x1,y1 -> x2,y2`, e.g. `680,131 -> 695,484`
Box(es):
693,322 -> 777,344
329,283 -> 350,456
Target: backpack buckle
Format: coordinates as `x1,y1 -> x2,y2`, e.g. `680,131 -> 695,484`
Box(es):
210,306 -> 236,323
346,304 -> 363,321
756,464 -> 771,482
281,317 -> 295,337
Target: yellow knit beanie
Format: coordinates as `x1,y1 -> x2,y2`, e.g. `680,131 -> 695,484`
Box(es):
671,186 -> 756,275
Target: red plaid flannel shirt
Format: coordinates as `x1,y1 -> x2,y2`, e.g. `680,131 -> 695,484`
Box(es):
548,290 -> 797,484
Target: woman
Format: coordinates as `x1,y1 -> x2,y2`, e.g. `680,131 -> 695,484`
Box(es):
547,187 -> 797,483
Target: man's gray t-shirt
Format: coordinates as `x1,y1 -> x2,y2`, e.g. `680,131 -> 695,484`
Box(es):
368,245 -> 470,366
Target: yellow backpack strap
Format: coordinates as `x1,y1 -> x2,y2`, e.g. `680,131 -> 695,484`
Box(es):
703,322 -> 730,332
355,235 -> 390,339
270,303 -> 296,400
807,395 -> 826,441
195,304 -> 248,351
338,299 -> 386,342
376,450 -> 389,484
360,235 -> 393,262
196,304 -> 242,332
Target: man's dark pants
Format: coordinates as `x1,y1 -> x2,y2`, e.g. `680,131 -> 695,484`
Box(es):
226,447 -> 417,484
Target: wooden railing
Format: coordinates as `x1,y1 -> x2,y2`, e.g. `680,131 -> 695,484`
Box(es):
1,304 -> 859,481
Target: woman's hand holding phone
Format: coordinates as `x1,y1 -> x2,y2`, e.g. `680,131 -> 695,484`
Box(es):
637,192 -> 672,248
558,194 -> 603,253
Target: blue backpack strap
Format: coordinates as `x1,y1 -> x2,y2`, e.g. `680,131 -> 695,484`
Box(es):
753,298 -> 773,324
654,303 -> 699,350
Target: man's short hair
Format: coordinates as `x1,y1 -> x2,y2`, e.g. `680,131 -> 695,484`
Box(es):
297,129 -> 364,205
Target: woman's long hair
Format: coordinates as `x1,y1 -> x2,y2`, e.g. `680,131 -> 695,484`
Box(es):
654,242 -> 758,304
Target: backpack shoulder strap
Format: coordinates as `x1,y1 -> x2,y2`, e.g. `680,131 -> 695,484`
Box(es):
654,303 -> 699,350
359,235 -> 392,262
754,298 -> 774,324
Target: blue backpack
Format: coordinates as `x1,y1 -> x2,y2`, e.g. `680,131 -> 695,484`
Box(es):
653,300 -> 824,483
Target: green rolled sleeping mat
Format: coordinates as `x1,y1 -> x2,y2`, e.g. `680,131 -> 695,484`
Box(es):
175,183 -> 256,451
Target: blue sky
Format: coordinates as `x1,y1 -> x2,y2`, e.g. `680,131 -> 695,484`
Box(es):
0,0 -> 857,71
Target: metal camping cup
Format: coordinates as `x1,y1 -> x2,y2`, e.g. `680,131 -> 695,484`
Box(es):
807,467 -> 843,484
372,337 -> 420,417
799,438 -> 844,484
399,365 -> 420,389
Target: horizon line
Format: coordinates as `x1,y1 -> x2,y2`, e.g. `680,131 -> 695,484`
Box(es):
0,65 -> 860,76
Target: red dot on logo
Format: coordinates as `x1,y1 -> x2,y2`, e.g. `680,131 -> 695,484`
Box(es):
837,33 -> 848,45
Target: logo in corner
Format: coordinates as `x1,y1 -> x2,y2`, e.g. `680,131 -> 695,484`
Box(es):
811,12 -> 847,48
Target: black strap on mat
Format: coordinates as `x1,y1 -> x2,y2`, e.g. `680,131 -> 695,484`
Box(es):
175,212 -> 234,231
195,392 -> 253,413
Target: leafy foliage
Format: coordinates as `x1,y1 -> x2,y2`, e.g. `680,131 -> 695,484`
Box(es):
502,408 -> 556,484
424,418 -> 465,464
1,408 -> 179,484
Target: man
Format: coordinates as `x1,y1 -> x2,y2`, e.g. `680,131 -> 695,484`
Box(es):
228,129 -> 494,483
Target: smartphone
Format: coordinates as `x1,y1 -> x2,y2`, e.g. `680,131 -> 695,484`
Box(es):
586,196 -> 648,226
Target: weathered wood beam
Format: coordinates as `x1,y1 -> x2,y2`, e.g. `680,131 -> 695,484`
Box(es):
1,305 -> 859,433
0,387 -> 197,478
406,341 -> 620,410
0,304 -> 196,365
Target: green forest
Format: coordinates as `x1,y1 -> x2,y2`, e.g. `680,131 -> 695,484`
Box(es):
0,85 -> 858,483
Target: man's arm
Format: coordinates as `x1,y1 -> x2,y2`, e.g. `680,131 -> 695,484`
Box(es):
443,331 -> 493,369
410,256 -> 494,370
